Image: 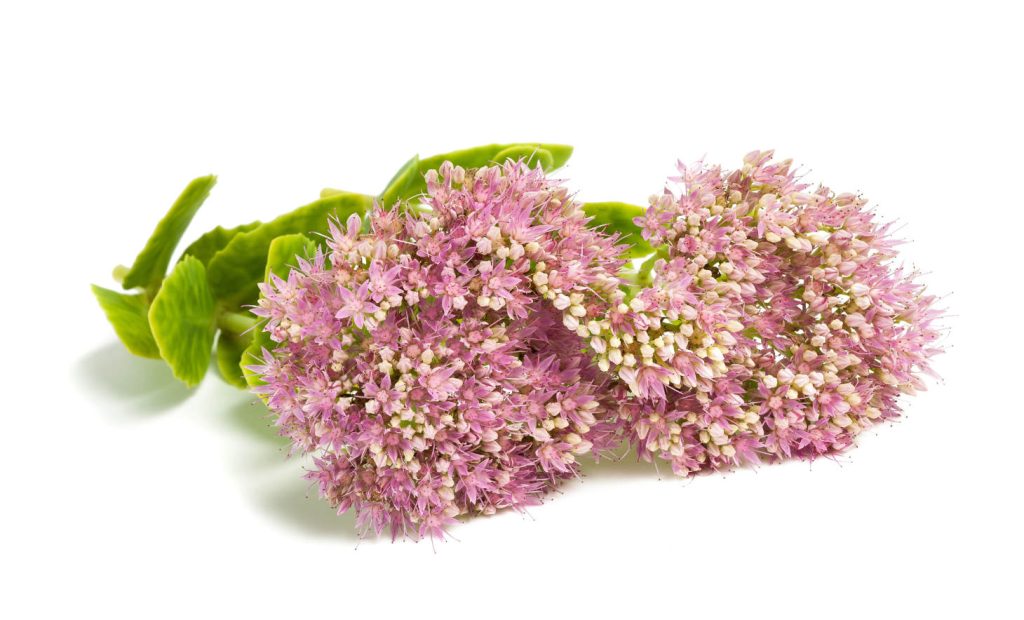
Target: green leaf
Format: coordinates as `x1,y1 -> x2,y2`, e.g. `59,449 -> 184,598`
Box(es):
635,250 -> 666,288
419,142 -> 572,173
91,285 -> 161,359
491,145 -> 555,171
206,192 -> 372,309
378,155 -> 420,208
179,221 -> 261,266
215,332 -> 249,388
241,338 -> 270,394
583,202 -> 654,259
265,233 -> 318,281
377,143 -> 574,206
122,175 -> 217,292
148,256 -> 217,387
240,307 -> 273,394
236,232 -> 318,396
319,188 -> 372,199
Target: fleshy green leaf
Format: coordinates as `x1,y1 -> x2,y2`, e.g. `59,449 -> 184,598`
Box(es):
583,202 -> 653,259
91,285 -> 161,359
215,333 -> 249,388
239,336 -> 268,393
378,155 -> 420,208
122,175 -> 217,292
264,233 -> 318,280
179,221 -> 261,266
418,142 -> 572,173
238,233 -> 317,395
634,250 -> 666,288
206,192 -> 372,309
374,143 -> 574,206
148,256 -> 217,387
319,188 -> 371,199
491,145 -> 555,171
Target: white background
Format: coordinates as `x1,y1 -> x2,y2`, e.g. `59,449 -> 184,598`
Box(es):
2,1 -> 1021,618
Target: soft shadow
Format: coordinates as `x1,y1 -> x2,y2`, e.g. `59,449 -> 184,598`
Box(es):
253,469 -> 367,543
224,397 -> 289,446
218,397 -> 367,543
74,341 -> 193,414
579,445 -> 659,480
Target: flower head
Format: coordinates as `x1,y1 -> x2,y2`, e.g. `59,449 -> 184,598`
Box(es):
597,151 -> 943,475
251,160 -> 628,539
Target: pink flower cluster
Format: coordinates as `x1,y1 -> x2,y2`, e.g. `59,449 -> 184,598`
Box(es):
251,161 -> 627,539
611,151 -> 942,475
251,151 -> 942,537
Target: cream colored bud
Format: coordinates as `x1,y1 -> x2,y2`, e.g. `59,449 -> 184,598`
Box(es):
563,314 -> 579,331
806,230 -> 831,245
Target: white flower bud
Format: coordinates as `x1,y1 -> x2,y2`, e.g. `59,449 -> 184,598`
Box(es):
509,242 -> 524,260
563,314 -> 579,331
806,230 -> 831,245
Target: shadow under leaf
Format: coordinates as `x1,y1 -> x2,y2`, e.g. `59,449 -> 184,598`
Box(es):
74,341 -> 193,415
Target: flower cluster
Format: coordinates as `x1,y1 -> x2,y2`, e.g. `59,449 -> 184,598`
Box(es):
250,160 -> 628,539
608,151 -> 942,475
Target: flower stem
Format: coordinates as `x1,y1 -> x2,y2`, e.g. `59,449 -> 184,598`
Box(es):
218,310 -> 258,335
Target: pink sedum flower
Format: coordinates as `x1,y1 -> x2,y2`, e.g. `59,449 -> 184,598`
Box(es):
250,160 -> 628,539
598,151 -> 943,475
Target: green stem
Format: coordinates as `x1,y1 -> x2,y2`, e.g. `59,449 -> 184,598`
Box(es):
218,310 -> 259,335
